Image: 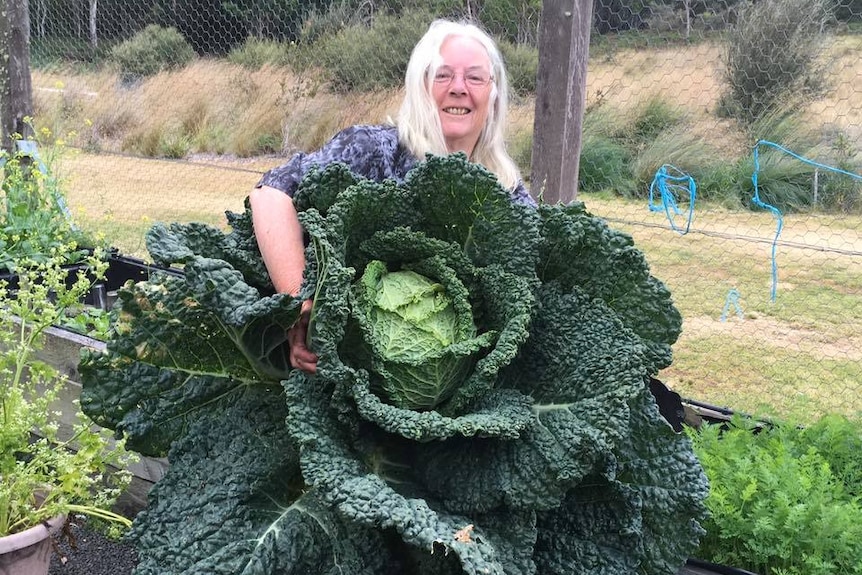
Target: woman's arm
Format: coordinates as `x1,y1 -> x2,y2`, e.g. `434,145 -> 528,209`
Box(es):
249,184 -> 318,373
249,185 -> 306,296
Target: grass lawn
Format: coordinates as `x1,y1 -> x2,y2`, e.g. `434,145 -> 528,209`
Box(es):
580,194 -> 862,423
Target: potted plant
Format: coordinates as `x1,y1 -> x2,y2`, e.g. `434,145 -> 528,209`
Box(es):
0,247 -> 135,575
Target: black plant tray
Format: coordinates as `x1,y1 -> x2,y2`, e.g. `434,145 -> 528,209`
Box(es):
0,250 -> 183,310
85,253 -> 184,310
683,558 -> 760,575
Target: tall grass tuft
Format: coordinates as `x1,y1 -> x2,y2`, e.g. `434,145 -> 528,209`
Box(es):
631,94 -> 684,147
579,136 -> 636,196
631,126 -> 726,198
721,0 -> 831,122
227,38 -> 292,69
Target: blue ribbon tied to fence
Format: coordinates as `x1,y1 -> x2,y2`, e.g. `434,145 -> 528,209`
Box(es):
752,140 -> 862,302
648,164 -> 697,234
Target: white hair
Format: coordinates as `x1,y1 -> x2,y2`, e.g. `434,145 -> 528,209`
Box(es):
397,19 -> 522,190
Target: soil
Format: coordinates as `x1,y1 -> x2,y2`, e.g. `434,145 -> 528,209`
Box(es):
49,520 -> 137,575
43,520 -> 749,575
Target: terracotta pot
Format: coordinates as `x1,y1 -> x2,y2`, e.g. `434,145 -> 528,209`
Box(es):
0,514 -> 66,575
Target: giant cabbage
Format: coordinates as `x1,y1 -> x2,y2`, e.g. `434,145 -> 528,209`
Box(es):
80,153 -> 707,575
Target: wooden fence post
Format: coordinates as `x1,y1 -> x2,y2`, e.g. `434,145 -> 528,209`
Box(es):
0,0 -> 34,154
530,0 -> 592,205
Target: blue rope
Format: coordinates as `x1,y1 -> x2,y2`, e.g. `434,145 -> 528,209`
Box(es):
720,288 -> 744,322
648,164 -> 696,234
752,140 -> 862,301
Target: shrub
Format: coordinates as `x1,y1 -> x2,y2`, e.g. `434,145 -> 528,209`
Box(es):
816,132 -> 861,213
227,37 -> 291,69
479,0 -> 542,45
578,136 -> 636,196
299,0 -> 375,44
734,145 -> 836,213
0,133 -> 97,270
722,0 -> 831,121
698,161 -> 746,207
507,126 -> 533,178
110,25 -> 196,81
316,11 -> 432,92
631,95 -> 684,146
631,126 -> 723,198
498,39 -> 538,96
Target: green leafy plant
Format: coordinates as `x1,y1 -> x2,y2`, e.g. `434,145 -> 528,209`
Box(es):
0,247 -> 134,537
58,304 -> 114,340
80,154 -> 707,574
690,415 -> 862,575
0,136 -> 96,273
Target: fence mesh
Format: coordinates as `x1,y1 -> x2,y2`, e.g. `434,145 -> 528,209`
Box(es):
9,0 -> 862,423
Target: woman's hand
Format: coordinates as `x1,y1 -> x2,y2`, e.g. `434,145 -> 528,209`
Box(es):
288,299 -> 318,374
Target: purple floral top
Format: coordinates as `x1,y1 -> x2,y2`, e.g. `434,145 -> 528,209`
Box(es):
257,124 -> 535,207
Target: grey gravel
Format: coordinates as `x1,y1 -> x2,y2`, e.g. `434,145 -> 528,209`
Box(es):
49,520 -> 137,575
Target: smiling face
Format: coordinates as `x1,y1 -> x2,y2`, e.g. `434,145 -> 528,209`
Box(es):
431,35 -> 494,157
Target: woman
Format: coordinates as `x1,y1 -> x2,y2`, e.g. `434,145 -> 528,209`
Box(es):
250,18 -> 533,374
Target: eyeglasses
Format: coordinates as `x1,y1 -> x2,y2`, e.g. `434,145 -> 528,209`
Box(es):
432,67 -> 493,87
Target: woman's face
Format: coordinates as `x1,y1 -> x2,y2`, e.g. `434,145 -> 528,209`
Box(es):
431,35 -> 494,157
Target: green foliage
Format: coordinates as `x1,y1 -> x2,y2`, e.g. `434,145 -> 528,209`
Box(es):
722,0 -> 830,122
297,0 -> 376,44
479,0 -> 542,45
80,155 -> 705,574
734,148 -> 822,212
29,37 -> 113,70
817,132 -> 861,212
0,248 -> 133,536
109,25 -> 196,81
631,95 -> 684,146
0,135 -> 97,272
577,96 -> 718,199
697,161 -> 746,206
227,37 -> 292,69
631,126 -> 724,197
315,11 -> 432,92
58,305 -> 114,340
578,135 -> 636,195
497,39 -> 538,97
690,415 -> 862,575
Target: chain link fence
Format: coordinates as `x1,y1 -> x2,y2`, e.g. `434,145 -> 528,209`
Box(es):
14,0 -> 862,423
